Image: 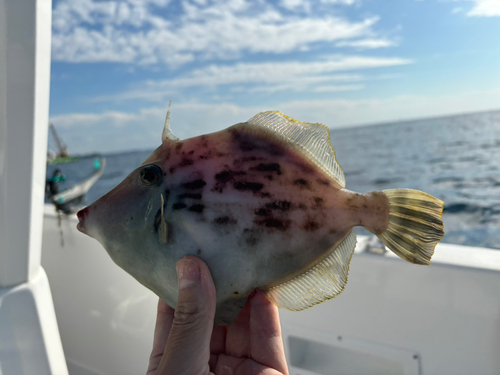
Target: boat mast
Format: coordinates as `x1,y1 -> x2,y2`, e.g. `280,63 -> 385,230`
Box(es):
49,123 -> 69,157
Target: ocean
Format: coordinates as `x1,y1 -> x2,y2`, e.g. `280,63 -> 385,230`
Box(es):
47,109 -> 500,250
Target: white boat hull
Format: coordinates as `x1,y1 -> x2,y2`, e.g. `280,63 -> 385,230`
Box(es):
42,204 -> 500,375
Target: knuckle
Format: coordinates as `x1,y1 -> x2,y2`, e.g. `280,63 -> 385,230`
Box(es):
173,299 -> 208,327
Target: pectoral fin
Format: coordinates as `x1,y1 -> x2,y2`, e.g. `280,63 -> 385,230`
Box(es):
159,194 -> 168,244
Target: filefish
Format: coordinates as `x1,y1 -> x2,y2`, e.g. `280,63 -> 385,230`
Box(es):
77,105 -> 444,325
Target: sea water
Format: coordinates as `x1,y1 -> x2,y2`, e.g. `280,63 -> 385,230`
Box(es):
47,109 -> 500,250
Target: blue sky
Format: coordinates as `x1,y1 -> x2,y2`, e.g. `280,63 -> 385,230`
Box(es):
49,0 -> 500,154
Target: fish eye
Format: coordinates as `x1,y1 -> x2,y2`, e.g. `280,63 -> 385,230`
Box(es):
139,165 -> 163,186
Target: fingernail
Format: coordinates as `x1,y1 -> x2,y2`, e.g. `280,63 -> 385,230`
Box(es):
176,258 -> 201,290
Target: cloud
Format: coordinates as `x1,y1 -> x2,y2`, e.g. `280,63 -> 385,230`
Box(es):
51,88 -> 500,154
51,0 -> 396,67
321,0 -> 358,4
335,38 -> 398,48
467,0 -> 500,16
279,0 -> 311,12
90,55 -> 411,101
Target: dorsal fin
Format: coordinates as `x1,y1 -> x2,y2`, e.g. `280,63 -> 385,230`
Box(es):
263,230 -> 356,311
247,111 -> 345,188
162,100 -> 179,142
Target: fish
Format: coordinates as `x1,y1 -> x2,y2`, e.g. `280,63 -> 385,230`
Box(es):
76,105 -> 445,325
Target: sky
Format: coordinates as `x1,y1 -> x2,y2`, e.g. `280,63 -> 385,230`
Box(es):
48,0 -> 500,154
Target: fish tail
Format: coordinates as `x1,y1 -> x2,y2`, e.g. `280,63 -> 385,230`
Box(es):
376,189 -> 444,265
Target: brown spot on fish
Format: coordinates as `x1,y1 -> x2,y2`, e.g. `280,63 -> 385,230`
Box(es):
254,163 -> 281,175
232,156 -> 265,168
173,203 -> 187,210
130,216 -> 133,220
240,156 -> 258,162
216,169 -> 247,182
295,162 -> 314,174
255,208 -> 270,216
188,204 -> 204,213
179,158 -> 194,167
213,216 -> 237,225
304,221 -> 320,232
234,291 -> 239,295
215,171 -> 233,183
199,148 -> 227,161
182,179 -> 206,190
234,181 -> 264,192
175,142 -> 183,151
313,197 -> 324,208
169,167 -> 176,174
266,201 -> 291,211
178,193 -> 202,200
255,218 -> 290,231
188,150 -> 194,156
318,179 -> 330,186
213,169 -> 247,193
294,178 -> 309,188
230,130 -> 254,151
243,228 -> 260,247
197,249 -> 202,255
234,134 -> 257,152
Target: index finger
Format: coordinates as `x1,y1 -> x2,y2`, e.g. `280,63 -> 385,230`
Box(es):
249,290 -> 288,373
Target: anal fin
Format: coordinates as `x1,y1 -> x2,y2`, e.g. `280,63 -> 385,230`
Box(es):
264,230 -> 357,311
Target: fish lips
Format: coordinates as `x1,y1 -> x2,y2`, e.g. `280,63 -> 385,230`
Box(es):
76,207 -> 89,234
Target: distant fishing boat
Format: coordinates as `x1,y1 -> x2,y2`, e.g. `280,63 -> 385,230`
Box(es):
47,123 -> 79,165
47,157 -> 106,214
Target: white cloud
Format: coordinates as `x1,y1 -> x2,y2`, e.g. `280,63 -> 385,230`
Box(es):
467,0 -> 500,16
321,0 -> 357,5
335,38 -> 398,48
280,0 -> 311,12
90,56 -> 411,101
51,0 -> 394,67
51,88 -> 500,153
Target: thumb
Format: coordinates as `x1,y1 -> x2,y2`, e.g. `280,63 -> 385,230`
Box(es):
158,256 -> 216,375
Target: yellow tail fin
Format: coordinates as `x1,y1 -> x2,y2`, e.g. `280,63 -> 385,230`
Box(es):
377,189 -> 444,265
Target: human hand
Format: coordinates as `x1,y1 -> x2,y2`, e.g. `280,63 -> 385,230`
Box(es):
146,256 -> 289,375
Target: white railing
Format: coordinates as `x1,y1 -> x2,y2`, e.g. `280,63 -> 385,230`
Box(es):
0,1 -> 68,374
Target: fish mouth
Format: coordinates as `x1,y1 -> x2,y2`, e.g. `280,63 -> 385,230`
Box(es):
76,207 -> 88,234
